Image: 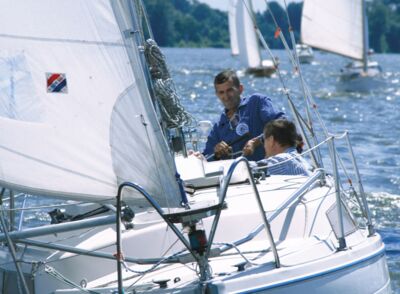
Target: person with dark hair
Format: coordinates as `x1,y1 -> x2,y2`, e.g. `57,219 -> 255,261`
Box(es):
202,69 -> 285,161
256,119 -> 312,176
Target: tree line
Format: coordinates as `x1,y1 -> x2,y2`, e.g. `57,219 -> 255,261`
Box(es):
143,0 -> 400,53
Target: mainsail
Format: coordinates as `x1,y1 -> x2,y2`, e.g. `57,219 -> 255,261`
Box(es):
235,0 -> 262,68
228,0 -> 240,56
301,0 -> 364,60
0,0 -> 181,207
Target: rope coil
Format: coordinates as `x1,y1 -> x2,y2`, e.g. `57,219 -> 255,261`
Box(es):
144,39 -> 193,129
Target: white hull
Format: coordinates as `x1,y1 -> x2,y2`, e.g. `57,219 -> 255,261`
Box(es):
337,61 -> 384,92
296,44 -> 314,64
298,54 -> 314,64
246,65 -> 276,77
0,172 -> 390,293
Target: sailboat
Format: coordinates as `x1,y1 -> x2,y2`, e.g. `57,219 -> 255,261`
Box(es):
301,0 -> 383,92
0,1 -> 391,293
296,44 -> 314,64
229,0 -> 276,77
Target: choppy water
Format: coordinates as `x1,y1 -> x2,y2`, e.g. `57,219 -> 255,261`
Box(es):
164,47 -> 400,291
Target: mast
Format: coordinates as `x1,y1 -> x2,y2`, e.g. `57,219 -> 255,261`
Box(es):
362,0 -> 368,72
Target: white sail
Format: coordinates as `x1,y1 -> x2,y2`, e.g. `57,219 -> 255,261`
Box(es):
235,0 -> 261,68
228,0 -> 239,56
301,0 -> 364,60
0,0 -> 181,207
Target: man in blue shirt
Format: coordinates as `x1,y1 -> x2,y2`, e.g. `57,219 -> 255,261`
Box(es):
203,70 -> 285,161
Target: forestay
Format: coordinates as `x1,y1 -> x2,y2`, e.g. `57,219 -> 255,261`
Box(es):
301,0 -> 364,60
0,0 -> 181,207
235,0 -> 262,68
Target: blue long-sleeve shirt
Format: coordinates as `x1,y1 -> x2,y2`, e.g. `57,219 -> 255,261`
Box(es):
203,93 -> 285,161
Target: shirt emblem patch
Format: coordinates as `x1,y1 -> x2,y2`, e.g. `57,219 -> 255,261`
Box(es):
236,122 -> 249,136
46,73 -> 68,93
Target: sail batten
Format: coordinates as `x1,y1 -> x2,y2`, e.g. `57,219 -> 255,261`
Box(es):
0,0 -> 181,207
301,0 -> 364,60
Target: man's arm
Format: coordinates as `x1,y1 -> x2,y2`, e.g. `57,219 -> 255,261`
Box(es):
242,133 -> 263,157
258,95 -> 285,123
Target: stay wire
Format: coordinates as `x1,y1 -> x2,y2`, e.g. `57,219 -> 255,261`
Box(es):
255,26 -> 320,167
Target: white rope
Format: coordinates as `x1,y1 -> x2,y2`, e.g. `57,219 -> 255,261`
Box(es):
144,39 -> 194,128
44,264 -> 99,293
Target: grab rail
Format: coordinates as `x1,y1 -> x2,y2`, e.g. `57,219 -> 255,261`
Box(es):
205,157 -> 281,268
218,168 -> 325,252
112,131 -> 373,290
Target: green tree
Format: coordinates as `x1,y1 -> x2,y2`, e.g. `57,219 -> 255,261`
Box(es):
145,0 -> 176,46
368,2 -> 389,52
143,0 -> 400,53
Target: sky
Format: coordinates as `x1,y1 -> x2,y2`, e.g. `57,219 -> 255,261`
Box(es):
197,0 -> 301,12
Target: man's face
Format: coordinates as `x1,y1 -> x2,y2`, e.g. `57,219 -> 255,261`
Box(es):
215,79 -> 243,111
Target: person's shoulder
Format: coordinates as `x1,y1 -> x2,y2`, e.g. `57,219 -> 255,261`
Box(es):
269,153 -> 293,163
243,93 -> 271,106
246,93 -> 269,100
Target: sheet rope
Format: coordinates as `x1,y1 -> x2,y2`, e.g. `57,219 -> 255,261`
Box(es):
144,39 -> 194,129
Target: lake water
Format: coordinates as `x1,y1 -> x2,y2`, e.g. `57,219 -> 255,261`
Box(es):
163,47 -> 400,291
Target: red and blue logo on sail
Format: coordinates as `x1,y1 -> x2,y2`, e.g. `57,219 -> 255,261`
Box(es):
46,73 -> 68,93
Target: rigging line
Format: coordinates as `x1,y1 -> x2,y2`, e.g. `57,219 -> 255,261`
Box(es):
2,196 -> 115,212
272,2 -> 331,142
213,242 -> 260,266
286,26 -> 318,140
126,242 -> 194,290
263,0 -> 315,134
241,0 -> 279,68
258,1 -> 331,168
45,265 -> 100,294
0,33 -> 127,47
240,1 -> 294,100
132,0 -> 144,42
3,201 -> 94,212
262,0 -> 296,67
254,134 -> 335,170
256,24 -> 320,167
138,0 -> 154,40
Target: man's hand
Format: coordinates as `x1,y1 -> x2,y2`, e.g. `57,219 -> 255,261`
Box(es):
242,137 -> 262,157
214,141 -> 232,159
188,150 -> 206,161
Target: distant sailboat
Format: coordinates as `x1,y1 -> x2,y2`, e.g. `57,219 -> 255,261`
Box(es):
301,0 -> 383,92
296,44 -> 314,64
229,0 -> 276,77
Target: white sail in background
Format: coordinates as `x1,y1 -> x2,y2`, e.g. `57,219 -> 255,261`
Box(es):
301,0 -> 364,60
0,0 -> 181,207
235,0 -> 261,68
228,0 -> 239,56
